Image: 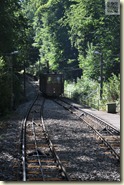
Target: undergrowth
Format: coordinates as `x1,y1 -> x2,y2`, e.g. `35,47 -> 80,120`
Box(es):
64,74 -> 120,112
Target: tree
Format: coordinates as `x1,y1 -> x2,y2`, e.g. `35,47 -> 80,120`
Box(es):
24,0 -> 79,73
64,0 -> 120,80
0,0 -> 31,114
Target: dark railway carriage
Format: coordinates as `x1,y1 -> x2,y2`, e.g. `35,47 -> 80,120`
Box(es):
39,73 -> 64,97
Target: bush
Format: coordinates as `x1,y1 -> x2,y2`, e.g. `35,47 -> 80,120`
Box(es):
64,74 -> 120,112
64,77 -> 99,103
0,57 -> 23,115
0,73 -> 11,114
101,74 -> 120,111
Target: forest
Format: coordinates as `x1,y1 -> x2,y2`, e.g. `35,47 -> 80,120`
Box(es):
0,0 -> 120,114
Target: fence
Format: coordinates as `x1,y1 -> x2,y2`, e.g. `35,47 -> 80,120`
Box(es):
64,89 -> 106,111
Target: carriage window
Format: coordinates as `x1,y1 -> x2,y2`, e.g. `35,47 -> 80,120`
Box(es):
47,77 -> 52,83
47,76 -> 61,83
56,77 -> 61,83
53,77 -> 61,83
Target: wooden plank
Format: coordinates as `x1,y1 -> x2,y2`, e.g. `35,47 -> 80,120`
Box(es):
26,144 -> 49,149
28,178 -> 64,181
28,165 -> 58,169
27,159 -> 55,163
28,171 -> 59,175
27,159 -> 67,163
102,136 -> 120,140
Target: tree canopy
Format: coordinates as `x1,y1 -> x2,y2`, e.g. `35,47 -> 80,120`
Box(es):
0,0 -> 120,114
22,0 -> 120,79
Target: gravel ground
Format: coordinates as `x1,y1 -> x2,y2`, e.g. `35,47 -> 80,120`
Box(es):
43,99 -> 120,181
0,77 -> 120,181
0,76 -> 38,181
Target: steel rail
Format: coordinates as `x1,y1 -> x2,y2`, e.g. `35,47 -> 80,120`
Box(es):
40,98 -> 70,181
32,120 -> 45,181
59,98 -> 120,134
82,118 -> 120,160
80,110 -> 120,135
54,98 -> 120,161
21,93 -> 39,181
22,95 -> 69,181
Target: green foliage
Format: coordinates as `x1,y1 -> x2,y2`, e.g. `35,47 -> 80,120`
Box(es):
26,0 -> 78,72
0,0 -> 26,54
0,57 -> 11,114
102,74 -> 120,102
0,0 -> 120,114
0,57 -> 23,115
64,0 -> 120,80
0,0 -> 29,114
0,57 -> 5,71
23,0 -> 120,80
64,76 -> 99,101
65,74 -> 120,111
79,43 -> 99,80
0,74 -> 10,114
98,74 -> 120,111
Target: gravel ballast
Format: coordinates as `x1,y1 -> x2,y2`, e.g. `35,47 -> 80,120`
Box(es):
43,99 -> 120,181
0,77 -> 38,181
0,78 -> 120,181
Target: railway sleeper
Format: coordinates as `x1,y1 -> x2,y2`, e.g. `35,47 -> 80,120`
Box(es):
27,165 -> 58,169
26,144 -> 57,150
27,170 -> 60,175
102,135 -> 120,140
27,177 -> 65,181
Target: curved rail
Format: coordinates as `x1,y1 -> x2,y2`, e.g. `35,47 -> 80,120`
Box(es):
21,94 -> 69,181
21,93 -> 39,181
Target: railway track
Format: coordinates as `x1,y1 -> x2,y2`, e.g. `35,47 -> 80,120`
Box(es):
54,97 -> 120,161
21,93 -> 69,181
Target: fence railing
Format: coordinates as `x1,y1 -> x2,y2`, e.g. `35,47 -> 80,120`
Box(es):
64,90 -> 119,113
64,89 -> 105,110
80,90 -> 100,110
